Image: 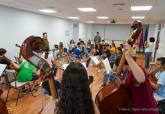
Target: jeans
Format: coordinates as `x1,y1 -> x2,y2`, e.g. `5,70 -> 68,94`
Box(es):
145,52 -> 151,68
121,70 -> 127,81
102,71 -> 116,85
31,74 -> 39,81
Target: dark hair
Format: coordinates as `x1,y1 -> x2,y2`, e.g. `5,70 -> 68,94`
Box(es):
112,43 -> 116,47
97,32 -> 99,34
0,48 -> 6,55
59,42 -> 63,48
57,62 -> 95,114
95,44 -> 98,50
149,37 -> 155,42
54,44 -> 58,49
70,40 -> 74,44
43,32 -> 47,36
157,57 -> 165,65
120,44 -> 124,48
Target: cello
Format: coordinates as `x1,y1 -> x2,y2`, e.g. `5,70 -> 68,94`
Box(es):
95,21 -> 143,114
0,89 -> 8,114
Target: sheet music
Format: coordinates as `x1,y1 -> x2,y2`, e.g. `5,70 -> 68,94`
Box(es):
90,56 -> 100,65
102,58 -> 112,73
62,64 -> 69,70
0,64 -> 7,76
81,62 -> 86,69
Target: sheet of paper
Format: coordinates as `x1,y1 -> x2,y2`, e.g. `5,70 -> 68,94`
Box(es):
81,62 -> 86,69
90,56 -> 100,65
0,64 -> 7,76
62,64 -> 69,70
62,63 -> 86,70
102,58 -> 112,73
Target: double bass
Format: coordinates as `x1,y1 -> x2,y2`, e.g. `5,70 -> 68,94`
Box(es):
95,21 -> 143,114
0,89 -> 8,114
20,35 -> 58,98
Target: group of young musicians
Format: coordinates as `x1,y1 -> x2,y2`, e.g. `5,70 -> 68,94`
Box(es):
0,26 -> 165,114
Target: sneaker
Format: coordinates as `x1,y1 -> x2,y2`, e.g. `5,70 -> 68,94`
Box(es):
22,88 -> 30,94
31,88 -> 38,93
101,83 -> 106,87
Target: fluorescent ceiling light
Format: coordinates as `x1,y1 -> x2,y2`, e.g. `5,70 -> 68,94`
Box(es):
78,8 -> 96,12
131,6 -> 152,11
39,9 -> 57,13
86,21 -> 95,23
132,16 -> 145,19
68,17 -> 80,19
96,16 -> 109,19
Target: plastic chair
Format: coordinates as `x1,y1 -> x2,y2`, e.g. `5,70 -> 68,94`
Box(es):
64,48 -> 67,53
73,49 -> 81,58
5,70 -> 34,105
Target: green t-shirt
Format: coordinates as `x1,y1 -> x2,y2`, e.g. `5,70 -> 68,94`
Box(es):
17,60 -> 35,82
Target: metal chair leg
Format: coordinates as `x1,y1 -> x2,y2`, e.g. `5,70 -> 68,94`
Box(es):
5,86 -> 11,103
28,84 -> 35,97
16,89 -> 21,106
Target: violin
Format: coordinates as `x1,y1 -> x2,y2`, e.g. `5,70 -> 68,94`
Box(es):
95,21 -> 143,114
149,66 -> 165,83
0,89 -> 8,114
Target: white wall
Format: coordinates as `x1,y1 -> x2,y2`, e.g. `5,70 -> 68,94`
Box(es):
79,23 -> 92,41
1,5 -> 165,59
148,24 -> 165,57
0,5 -> 89,59
158,24 -> 165,57
148,24 -> 158,41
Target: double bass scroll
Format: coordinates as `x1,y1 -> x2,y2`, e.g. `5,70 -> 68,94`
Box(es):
20,36 -> 58,99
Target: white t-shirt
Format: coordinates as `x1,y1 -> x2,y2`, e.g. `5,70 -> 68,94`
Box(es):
145,42 -> 155,53
53,49 -> 59,59
41,52 -> 54,68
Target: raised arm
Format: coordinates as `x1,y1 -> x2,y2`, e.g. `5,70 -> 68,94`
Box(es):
124,44 -> 145,83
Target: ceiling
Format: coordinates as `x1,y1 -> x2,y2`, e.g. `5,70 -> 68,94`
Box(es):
0,0 -> 165,24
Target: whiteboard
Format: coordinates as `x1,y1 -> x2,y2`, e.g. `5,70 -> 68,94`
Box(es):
91,24 -> 131,41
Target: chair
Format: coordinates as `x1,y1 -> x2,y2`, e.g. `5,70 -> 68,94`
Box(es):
159,99 -> 165,114
5,70 -> 34,105
64,48 -> 67,53
73,48 -> 81,58
110,55 -> 118,62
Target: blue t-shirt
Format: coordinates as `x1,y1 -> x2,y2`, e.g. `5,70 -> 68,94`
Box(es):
155,71 -> 165,98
